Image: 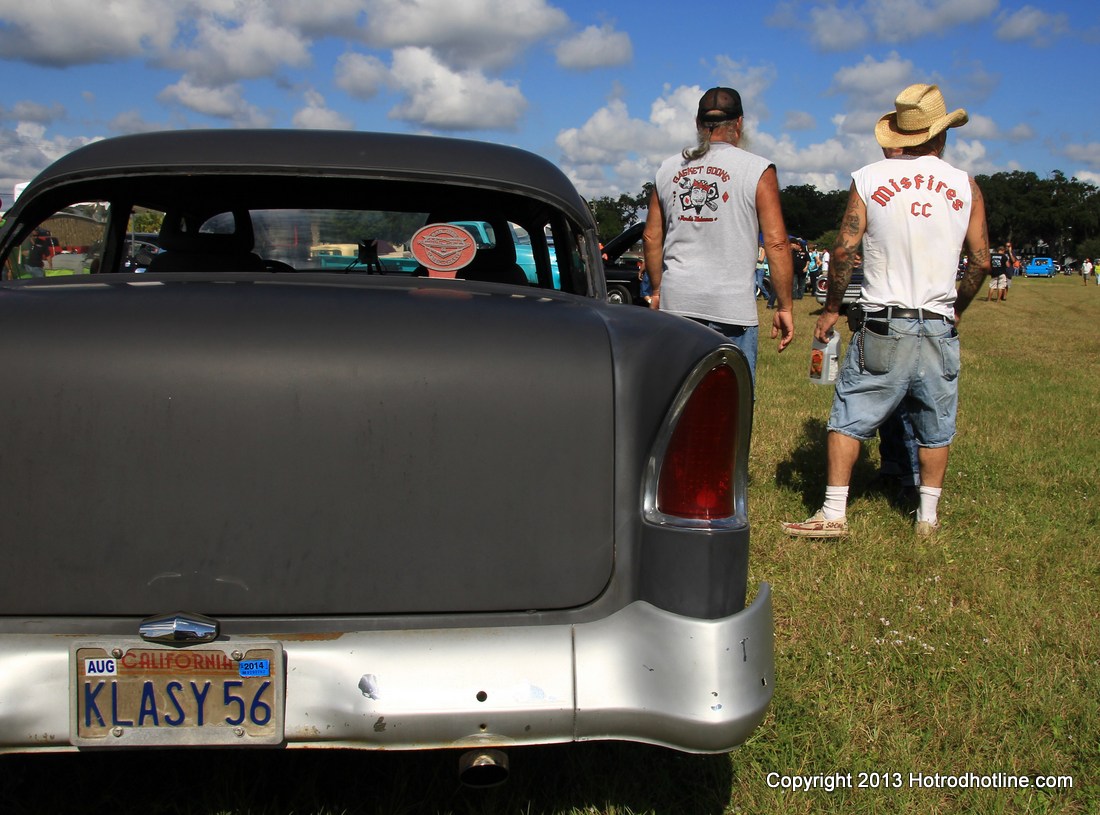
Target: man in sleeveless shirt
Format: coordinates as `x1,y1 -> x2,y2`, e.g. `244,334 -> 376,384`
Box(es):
783,84 -> 991,538
643,87 -> 795,385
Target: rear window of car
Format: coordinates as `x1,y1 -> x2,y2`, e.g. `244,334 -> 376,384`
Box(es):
5,205 -> 577,292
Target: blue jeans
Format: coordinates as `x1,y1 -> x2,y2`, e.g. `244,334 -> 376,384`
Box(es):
878,406 -> 919,485
828,317 -> 959,446
693,320 -> 758,385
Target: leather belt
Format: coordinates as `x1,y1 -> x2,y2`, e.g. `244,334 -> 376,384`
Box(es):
863,307 -> 952,322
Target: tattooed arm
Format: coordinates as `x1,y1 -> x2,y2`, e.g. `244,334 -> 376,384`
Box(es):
816,183 -> 865,342
955,179 -> 991,322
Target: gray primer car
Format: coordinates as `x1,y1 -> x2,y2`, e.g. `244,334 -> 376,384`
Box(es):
0,130 -> 772,773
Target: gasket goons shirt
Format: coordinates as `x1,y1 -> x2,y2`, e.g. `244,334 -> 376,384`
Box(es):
853,155 -> 972,318
654,142 -> 773,326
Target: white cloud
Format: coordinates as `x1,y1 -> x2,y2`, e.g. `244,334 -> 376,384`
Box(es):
0,122 -> 98,199
555,24 -> 633,70
1004,123 -> 1035,143
964,113 -> 999,139
807,5 -> 872,51
712,56 -> 778,120
868,0 -> 998,42
0,0 -> 177,66
158,76 -> 270,126
647,86 -> 704,137
833,110 -> 884,139
167,9 -> 312,85
1061,142 -> 1100,171
831,52 -> 920,112
995,6 -> 1070,46
106,110 -> 175,135
803,0 -> 998,50
784,111 -> 817,132
267,0 -> 368,37
553,65 -> 861,197
1,101 -> 65,124
963,114 -> 1033,145
335,53 -> 390,100
555,89 -> 704,198
551,47 -> 1007,196
293,90 -> 354,130
387,47 -> 527,131
557,99 -> 638,167
363,0 -> 568,70
749,130 -> 871,190
943,137 -> 994,176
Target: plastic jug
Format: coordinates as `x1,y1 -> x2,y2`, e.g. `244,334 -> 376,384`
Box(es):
808,332 -> 840,384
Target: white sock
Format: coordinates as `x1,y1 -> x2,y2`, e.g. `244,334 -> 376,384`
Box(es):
822,486 -> 849,520
918,486 -> 942,523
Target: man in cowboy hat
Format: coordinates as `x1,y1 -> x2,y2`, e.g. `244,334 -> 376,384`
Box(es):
783,83 -> 991,538
643,86 -> 795,385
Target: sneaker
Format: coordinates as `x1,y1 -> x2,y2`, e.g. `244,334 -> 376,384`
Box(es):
915,520 -> 940,537
782,509 -> 849,538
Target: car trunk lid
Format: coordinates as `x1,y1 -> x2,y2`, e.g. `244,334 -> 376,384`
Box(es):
0,280 -> 615,616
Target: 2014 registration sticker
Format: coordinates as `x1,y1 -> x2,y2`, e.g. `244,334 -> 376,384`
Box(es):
70,641 -> 284,747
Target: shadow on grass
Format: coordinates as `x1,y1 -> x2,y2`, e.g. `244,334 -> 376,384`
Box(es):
0,742 -> 734,815
775,416 -> 912,515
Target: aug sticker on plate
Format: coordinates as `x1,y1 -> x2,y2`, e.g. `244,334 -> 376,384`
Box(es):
85,657 -> 118,676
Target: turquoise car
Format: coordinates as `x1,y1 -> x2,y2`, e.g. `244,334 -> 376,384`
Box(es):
1025,257 -> 1055,277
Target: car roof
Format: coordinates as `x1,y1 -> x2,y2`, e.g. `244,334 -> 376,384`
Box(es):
20,129 -> 595,228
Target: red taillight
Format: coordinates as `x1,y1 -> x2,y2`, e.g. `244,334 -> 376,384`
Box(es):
656,364 -> 738,520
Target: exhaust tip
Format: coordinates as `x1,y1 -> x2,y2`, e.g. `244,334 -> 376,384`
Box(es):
458,749 -> 509,788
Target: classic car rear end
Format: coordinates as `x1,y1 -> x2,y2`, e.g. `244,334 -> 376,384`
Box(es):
0,130 -> 772,776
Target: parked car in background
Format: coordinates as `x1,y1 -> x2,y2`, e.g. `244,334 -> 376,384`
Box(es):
121,232 -> 162,272
1025,256 -> 1056,277
814,262 -> 863,310
602,221 -> 646,305
0,129 -> 772,783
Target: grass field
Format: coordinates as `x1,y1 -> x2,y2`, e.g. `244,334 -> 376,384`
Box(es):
1,275 -> 1097,815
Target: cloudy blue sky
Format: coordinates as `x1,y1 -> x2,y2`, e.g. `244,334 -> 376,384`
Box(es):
1,0 -> 1097,205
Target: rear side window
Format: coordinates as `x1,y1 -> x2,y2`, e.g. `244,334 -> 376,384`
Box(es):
4,203 -> 110,279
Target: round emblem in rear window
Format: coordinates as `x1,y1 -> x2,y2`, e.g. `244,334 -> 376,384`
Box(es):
410,224 -> 477,278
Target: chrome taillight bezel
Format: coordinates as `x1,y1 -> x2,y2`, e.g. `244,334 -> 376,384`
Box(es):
642,347 -> 752,530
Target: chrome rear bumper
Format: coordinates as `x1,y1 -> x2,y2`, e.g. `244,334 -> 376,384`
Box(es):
0,585 -> 773,754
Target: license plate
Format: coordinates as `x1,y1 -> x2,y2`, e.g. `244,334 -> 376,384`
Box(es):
70,641 -> 284,746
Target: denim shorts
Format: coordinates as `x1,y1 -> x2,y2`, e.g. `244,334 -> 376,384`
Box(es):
828,317 -> 960,447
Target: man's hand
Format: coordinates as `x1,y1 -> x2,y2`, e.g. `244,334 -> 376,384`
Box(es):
648,291 -> 660,310
771,307 -> 794,352
814,310 -> 840,343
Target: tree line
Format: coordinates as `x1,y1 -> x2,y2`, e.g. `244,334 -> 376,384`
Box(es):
589,170 -> 1100,263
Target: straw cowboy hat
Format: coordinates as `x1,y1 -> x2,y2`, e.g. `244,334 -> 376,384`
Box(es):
875,84 -> 968,149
